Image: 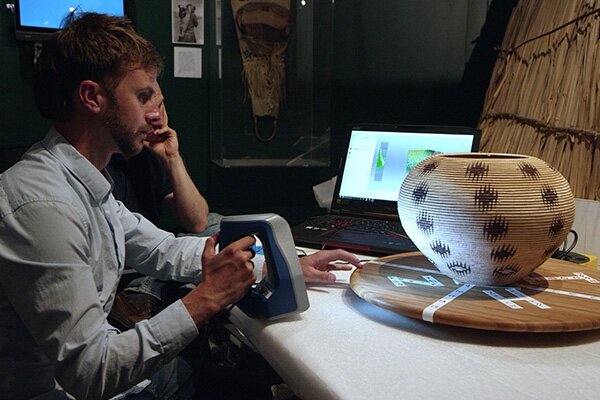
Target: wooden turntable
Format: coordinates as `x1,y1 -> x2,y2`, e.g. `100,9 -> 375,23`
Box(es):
350,252 -> 600,332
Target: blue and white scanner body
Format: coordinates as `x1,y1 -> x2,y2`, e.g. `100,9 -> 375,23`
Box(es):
219,213 -> 310,320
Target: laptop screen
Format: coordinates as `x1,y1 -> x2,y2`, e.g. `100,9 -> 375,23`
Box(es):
333,124 -> 481,216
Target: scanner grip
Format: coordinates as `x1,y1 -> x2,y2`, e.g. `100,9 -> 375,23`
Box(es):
219,213 -> 309,319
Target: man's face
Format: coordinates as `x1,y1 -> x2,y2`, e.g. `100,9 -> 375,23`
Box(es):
102,68 -> 164,156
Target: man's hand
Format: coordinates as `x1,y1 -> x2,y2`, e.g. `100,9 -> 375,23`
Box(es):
299,249 -> 363,283
144,102 -> 180,161
182,234 -> 256,326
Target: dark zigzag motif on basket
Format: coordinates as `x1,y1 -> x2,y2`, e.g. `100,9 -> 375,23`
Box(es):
492,264 -> 521,279
519,162 -> 541,180
483,216 -> 509,242
474,184 -> 498,212
465,161 -> 489,181
490,245 -> 517,262
541,185 -> 559,207
416,211 -> 434,235
430,240 -> 450,257
411,182 -> 429,205
420,161 -> 439,175
447,261 -> 471,276
548,216 -> 565,237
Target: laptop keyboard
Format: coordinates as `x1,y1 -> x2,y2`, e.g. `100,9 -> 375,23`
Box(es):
293,214 -> 418,255
302,215 -> 404,235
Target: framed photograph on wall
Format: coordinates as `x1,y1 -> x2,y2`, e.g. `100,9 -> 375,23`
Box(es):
172,0 -> 204,45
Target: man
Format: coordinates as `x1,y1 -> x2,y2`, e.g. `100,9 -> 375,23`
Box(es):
0,13 -> 361,399
106,99 -> 216,235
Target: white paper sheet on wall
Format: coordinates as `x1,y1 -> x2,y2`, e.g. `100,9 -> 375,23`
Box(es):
174,46 -> 202,79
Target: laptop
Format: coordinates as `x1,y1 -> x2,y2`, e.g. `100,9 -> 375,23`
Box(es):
292,123 -> 481,256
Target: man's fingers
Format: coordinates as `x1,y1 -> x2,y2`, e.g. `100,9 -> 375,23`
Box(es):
305,269 -> 337,283
318,249 -> 363,269
201,233 -> 219,260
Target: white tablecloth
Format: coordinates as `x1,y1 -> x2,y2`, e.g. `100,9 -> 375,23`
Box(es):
230,267 -> 600,400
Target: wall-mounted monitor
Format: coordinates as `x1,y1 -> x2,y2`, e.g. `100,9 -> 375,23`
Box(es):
14,0 -> 127,42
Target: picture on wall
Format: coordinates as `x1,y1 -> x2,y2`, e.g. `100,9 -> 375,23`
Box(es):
174,46 -> 202,78
172,0 -> 204,45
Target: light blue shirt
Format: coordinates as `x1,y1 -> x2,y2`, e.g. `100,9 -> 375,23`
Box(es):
0,128 -> 206,399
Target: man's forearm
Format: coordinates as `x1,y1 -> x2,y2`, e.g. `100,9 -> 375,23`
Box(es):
163,154 -> 209,233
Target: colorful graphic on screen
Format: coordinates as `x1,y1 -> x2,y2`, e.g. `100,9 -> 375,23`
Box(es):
406,149 -> 439,171
372,142 -> 389,182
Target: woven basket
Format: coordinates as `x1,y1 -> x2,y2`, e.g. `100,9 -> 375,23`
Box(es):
397,153 -> 575,286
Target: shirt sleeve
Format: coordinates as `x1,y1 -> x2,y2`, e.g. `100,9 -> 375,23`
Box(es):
116,200 -> 208,284
0,200 -> 199,400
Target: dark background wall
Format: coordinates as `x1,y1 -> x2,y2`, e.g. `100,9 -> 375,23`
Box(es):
0,0 -> 515,228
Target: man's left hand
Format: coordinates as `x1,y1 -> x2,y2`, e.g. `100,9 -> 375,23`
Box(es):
145,102 -> 180,161
299,249 -> 363,283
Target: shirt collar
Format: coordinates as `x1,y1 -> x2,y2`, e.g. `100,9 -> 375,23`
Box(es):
42,127 -> 113,203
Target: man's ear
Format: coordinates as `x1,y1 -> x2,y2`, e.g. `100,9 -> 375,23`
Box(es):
78,80 -> 107,114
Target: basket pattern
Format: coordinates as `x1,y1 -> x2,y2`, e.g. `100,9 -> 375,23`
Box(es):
397,153 -> 575,286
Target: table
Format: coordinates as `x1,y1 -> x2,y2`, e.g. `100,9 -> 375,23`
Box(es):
229,253 -> 600,400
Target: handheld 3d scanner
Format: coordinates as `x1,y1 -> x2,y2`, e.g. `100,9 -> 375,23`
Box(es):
219,214 -> 310,320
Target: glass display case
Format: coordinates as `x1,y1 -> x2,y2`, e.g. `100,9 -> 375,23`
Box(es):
208,0 -> 332,167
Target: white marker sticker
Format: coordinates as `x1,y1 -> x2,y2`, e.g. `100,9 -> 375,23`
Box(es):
388,276 -> 407,287
387,275 -> 444,288
525,272 -> 599,284
520,285 -> 600,301
574,272 -> 599,284
482,290 -> 523,309
422,284 -> 474,322
505,288 -> 551,309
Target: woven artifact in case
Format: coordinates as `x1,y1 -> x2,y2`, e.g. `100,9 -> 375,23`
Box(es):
398,153 -> 575,286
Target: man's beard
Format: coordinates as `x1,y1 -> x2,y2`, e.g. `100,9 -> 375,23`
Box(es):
103,102 -> 142,157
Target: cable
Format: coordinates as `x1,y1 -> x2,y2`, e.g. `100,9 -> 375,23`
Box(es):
553,229 -> 579,260
562,230 -> 578,255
